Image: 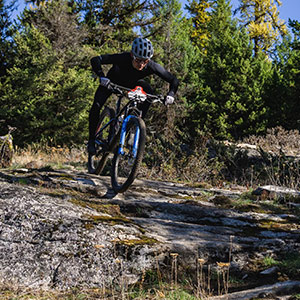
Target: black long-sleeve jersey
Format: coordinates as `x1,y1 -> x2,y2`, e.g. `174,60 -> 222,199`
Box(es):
91,52 -> 179,96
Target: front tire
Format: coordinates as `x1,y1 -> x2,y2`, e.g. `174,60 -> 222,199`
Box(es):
88,107 -> 115,175
111,117 -> 146,193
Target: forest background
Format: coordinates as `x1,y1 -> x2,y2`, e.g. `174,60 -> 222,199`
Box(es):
0,0 -> 300,185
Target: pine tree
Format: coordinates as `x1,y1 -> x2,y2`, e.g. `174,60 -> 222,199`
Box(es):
21,0 -> 88,68
189,0 -> 271,140
0,24 -> 96,146
61,0 -> 167,49
265,19 -> 300,130
237,0 -> 287,56
0,0 -> 16,78
187,0 -> 212,51
151,0 -> 199,120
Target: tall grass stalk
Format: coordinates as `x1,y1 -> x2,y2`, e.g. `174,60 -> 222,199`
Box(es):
170,253 -> 178,289
207,264 -> 211,296
155,252 -> 164,294
196,258 -> 206,299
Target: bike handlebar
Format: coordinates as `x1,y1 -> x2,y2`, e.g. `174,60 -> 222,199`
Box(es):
108,82 -> 164,103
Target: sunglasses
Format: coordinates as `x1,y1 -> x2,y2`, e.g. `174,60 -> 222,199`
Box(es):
133,55 -> 149,65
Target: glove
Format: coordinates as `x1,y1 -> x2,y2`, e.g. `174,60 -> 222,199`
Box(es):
164,95 -> 174,105
100,77 -> 110,87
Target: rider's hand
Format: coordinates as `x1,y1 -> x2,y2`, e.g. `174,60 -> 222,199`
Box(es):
164,95 -> 174,105
100,77 -> 110,87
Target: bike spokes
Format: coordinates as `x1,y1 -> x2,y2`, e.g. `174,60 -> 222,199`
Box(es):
88,107 -> 115,175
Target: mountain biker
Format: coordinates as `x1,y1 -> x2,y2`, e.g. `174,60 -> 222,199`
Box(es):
88,37 -> 179,155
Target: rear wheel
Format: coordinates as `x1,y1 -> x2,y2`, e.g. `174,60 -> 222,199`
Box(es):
111,116 -> 146,193
88,107 -> 115,175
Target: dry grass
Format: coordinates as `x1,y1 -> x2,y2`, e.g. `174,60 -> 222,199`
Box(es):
11,141 -> 221,186
242,126 -> 300,156
9,126 -> 300,189
12,143 -> 87,170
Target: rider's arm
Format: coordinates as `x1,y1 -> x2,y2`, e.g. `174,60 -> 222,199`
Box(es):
90,53 -> 128,77
90,56 -> 105,77
150,61 -> 179,97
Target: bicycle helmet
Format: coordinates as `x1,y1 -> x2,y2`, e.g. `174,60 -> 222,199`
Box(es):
131,37 -> 154,59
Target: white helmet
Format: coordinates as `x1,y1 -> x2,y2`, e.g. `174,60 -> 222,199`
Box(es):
131,37 -> 154,59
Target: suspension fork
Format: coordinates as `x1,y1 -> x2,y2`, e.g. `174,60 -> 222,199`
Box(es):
118,115 -> 140,157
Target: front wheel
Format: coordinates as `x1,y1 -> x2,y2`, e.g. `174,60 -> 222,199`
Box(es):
88,107 -> 115,175
111,116 -> 146,193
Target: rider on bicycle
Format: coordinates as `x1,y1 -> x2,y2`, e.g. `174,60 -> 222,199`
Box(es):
88,37 -> 179,155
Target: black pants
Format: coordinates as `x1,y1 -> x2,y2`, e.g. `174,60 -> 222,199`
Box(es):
89,79 -> 153,140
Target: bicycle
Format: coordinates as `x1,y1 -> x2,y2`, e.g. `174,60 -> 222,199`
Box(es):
0,125 -> 15,168
87,82 -> 163,193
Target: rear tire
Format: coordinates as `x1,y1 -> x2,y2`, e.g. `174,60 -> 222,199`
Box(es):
88,107 -> 115,175
111,116 -> 146,193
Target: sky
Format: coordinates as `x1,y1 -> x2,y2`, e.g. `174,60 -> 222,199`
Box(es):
12,0 -> 300,25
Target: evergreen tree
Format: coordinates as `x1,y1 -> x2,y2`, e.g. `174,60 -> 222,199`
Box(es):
64,0 -> 166,50
189,0 -> 271,140
0,24 -> 96,146
143,0 -> 198,140
0,0 -> 16,78
21,0 -> 88,68
237,0 -> 287,56
187,0 -> 212,52
265,19 -> 300,130
0,0 -> 99,145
